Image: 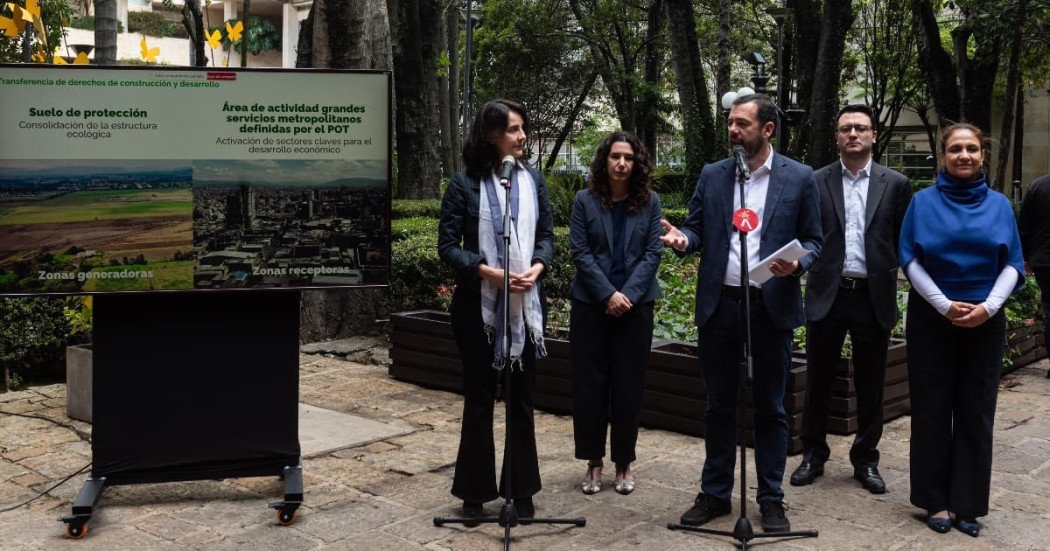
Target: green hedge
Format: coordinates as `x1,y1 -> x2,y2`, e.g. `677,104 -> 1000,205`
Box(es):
68,15 -> 125,32
127,11 -> 178,38
389,232 -> 453,312
662,207 -> 688,229
391,216 -> 438,242
392,199 -> 442,220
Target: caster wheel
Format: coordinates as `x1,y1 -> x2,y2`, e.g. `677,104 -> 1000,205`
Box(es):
66,522 -> 88,539
276,509 -> 296,526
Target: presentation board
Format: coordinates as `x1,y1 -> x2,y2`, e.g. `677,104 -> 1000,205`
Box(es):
0,65 -> 391,295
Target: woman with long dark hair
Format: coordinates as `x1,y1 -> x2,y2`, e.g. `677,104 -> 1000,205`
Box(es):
900,122 -> 1025,537
438,99 -> 554,522
569,131 -> 663,495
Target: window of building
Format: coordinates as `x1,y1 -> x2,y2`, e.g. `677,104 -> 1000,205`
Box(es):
881,129 -> 937,186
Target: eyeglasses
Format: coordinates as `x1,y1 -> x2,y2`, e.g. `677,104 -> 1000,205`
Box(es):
837,124 -> 872,135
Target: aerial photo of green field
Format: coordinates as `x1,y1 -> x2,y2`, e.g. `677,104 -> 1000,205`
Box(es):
0,160 -> 194,293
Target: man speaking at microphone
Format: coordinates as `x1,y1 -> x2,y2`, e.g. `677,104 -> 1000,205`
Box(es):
660,94 -> 821,532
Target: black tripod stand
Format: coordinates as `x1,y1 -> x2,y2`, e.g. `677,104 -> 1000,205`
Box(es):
667,161 -> 818,549
434,168 -> 585,550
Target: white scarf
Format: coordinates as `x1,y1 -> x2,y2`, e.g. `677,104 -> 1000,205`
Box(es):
478,165 -> 547,369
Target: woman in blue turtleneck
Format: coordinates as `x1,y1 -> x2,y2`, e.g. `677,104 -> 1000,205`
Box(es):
899,123 -> 1025,538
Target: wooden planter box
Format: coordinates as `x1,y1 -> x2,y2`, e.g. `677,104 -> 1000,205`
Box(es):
645,340 -> 805,454
388,310 -> 574,414
389,311 -> 1048,453
1002,323 -> 1047,375
793,338 -> 911,436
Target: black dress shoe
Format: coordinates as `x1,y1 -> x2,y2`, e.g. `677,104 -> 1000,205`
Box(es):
461,501 -> 483,527
955,517 -> 980,537
759,500 -> 791,532
679,493 -> 731,526
853,466 -> 886,494
789,461 -> 824,486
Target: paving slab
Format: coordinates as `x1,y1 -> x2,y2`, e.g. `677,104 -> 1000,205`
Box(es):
0,356 -> 1047,550
299,403 -> 413,459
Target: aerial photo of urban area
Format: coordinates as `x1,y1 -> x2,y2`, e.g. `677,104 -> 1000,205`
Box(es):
192,159 -> 389,289
0,159 -> 194,293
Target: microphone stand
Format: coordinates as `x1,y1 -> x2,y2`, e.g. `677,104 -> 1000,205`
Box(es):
667,159 -> 818,549
434,172 -> 585,550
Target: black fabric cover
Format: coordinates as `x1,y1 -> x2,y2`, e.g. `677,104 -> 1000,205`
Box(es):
91,291 -> 301,484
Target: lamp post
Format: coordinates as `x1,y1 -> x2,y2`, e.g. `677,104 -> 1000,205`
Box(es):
766,6 -> 792,150
461,1 -> 481,141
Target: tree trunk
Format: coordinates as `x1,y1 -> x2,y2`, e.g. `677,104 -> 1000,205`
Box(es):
569,0 -> 637,134
716,0 -> 731,104
788,0 -> 821,131
665,0 -> 717,182
298,0 -> 392,70
437,14 -> 452,178
390,0 -> 442,198
445,5 -> 461,175
1012,83 -> 1025,190
800,0 -> 853,169
545,71 -> 599,172
639,0 -> 664,158
178,0 -> 207,66
93,0 -> 118,65
241,0 -> 250,67
993,0 -> 1026,192
293,0 -> 396,342
911,0 -> 960,125
950,18 -> 999,134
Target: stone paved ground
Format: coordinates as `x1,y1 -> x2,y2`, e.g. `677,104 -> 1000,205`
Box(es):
1,347 -> 1048,551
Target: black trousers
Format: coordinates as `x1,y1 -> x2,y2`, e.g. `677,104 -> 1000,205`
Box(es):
569,299 -> 654,465
449,294 -> 542,503
801,287 -> 889,468
907,291 -> 1004,518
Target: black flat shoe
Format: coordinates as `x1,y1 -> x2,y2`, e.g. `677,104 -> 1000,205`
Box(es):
955,517 -> 980,537
461,501 -> 483,527
926,516 -> 951,533
515,497 -> 535,523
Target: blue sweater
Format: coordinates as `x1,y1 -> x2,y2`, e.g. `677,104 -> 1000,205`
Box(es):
899,171 -> 1025,302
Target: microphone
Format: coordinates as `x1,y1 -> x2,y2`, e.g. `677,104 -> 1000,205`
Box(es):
732,145 -> 751,180
498,155 -> 516,188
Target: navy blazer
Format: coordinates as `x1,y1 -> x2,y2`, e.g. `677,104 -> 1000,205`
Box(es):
678,153 -> 823,331
569,189 -> 664,305
804,161 -> 911,332
437,167 -> 556,298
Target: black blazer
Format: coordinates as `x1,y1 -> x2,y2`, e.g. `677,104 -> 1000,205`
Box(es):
804,160 -> 912,332
437,166 -> 556,298
568,189 -> 663,305
678,154 -> 823,331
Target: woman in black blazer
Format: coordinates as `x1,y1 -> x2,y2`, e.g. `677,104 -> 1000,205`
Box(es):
437,99 -> 555,522
569,131 -> 663,495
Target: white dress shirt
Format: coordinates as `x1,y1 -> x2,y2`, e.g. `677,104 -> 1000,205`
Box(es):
841,158 -> 871,278
725,144 -> 774,287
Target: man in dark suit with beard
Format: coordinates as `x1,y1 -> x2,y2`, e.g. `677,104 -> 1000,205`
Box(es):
790,104 -> 912,494
660,94 -> 822,532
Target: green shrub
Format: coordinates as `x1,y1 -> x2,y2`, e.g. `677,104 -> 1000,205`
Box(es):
542,226 -> 573,302
544,172 -> 586,227
392,199 -> 442,219
662,207 -> 688,228
389,232 -> 454,312
391,216 -> 438,242
128,11 -> 177,38
652,249 -> 699,341
0,296 -> 87,391
68,14 -> 125,32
